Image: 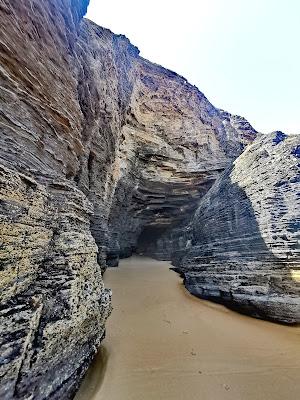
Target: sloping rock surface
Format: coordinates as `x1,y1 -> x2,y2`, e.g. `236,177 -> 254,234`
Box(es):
173,133 -> 300,324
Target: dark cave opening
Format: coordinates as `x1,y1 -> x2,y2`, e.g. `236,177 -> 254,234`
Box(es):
136,225 -> 169,256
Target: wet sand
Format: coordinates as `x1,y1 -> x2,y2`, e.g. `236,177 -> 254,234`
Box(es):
75,256 -> 300,400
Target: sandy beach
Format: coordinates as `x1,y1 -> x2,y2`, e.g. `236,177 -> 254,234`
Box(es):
75,256 -> 300,400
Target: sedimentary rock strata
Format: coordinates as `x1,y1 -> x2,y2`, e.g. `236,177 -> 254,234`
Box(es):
105,57 -> 257,262
0,0 -> 253,396
71,18 -> 258,266
0,1 -> 111,398
0,166 -> 111,399
0,0 -> 299,398
173,132 -> 300,324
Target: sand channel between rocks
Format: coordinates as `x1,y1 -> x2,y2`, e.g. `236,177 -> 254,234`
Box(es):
75,256 -> 300,400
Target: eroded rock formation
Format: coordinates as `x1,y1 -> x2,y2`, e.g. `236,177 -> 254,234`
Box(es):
70,18 -> 258,266
173,133 -> 300,324
104,53 -> 258,263
0,0 -> 299,398
0,167 -> 111,399
0,1 -> 112,398
0,1 -> 254,397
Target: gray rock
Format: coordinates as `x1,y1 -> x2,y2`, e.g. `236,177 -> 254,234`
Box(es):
0,1 -> 111,398
0,166 -> 111,399
0,0 -> 298,398
173,133 -> 300,324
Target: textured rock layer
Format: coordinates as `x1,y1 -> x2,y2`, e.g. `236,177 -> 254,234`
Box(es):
0,0 -> 299,398
0,1 -> 255,397
0,166 -> 111,399
173,133 -> 300,324
0,1 -> 112,399
69,19 -> 258,266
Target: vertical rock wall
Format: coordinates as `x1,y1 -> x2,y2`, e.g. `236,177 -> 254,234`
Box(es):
173,133 -> 300,324
104,58 -> 258,262
0,1 -> 111,399
73,20 -> 140,267
1,0 -> 297,398
0,167 -> 111,399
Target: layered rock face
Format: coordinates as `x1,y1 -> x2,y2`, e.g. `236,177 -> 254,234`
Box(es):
0,1 -> 111,399
0,0 -> 298,398
0,1 -> 255,397
0,167 -> 111,399
70,18 -> 258,266
173,133 -> 300,324
105,58 -> 257,262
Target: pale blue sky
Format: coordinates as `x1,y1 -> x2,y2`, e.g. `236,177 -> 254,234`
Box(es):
86,0 -> 300,134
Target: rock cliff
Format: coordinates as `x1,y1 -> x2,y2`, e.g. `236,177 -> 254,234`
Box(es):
69,18 -> 258,266
0,0 -> 299,398
0,1 -> 112,398
0,167 -> 111,399
173,133 -> 300,324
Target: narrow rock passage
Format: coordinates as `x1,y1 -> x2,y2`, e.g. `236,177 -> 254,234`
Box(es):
75,256 -> 300,400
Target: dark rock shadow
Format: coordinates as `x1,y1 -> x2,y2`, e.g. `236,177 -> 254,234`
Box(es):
169,153 -> 300,324
74,346 -> 109,400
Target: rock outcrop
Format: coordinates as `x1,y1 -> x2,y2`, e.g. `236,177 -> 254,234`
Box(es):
104,55 -> 258,263
0,0 -> 299,398
0,1 -> 255,397
0,167 -> 111,399
0,1 -> 111,399
70,18 -> 258,266
173,133 -> 300,324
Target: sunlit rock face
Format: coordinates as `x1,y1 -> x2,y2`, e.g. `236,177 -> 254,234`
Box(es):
0,0 -> 297,397
104,58 -> 257,262
0,1 -> 111,399
67,18 -> 257,266
173,133 -> 300,324
0,167 -> 111,399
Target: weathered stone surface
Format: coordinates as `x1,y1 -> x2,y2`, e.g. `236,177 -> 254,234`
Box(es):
105,57 -> 257,262
0,1 -> 112,399
173,133 -> 300,324
70,19 -> 257,266
0,0 -> 89,178
0,0 -> 298,398
0,166 -> 111,399
73,20 -> 139,268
